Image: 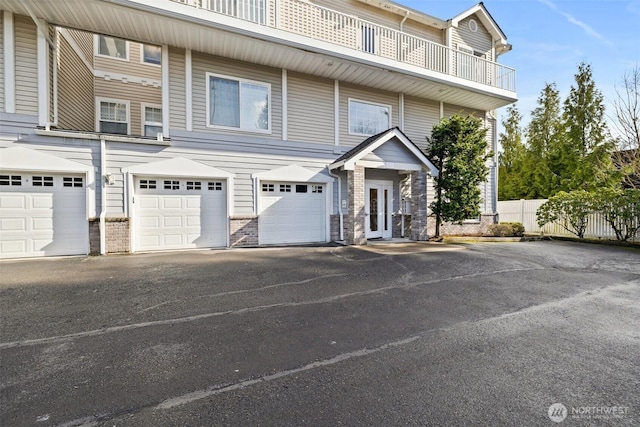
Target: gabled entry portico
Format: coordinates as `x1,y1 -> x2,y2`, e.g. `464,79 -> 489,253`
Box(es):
329,128 -> 438,246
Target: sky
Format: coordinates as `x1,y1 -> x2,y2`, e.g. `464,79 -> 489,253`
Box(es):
399,0 -> 640,140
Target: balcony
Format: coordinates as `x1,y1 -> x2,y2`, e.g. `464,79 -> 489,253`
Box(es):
172,0 -> 516,92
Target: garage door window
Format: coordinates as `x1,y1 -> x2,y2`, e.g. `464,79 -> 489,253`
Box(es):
0,175 -> 22,186
312,185 -> 323,193
63,177 -> 83,187
262,183 -> 274,192
187,181 -> 202,190
208,182 -> 223,191
33,176 -> 54,187
280,184 -> 291,193
164,180 -> 179,190
140,180 -> 156,189
296,185 -> 308,193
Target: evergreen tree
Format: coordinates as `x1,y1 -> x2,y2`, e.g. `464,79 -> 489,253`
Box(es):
498,105 -> 527,200
426,114 -> 491,237
562,62 -> 618,190
526,83 -> 565,197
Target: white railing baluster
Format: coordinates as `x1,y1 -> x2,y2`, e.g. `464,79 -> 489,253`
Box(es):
169,0 -> 515,92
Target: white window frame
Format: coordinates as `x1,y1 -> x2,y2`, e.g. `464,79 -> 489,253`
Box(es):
96,97 -> 131,135
141,103 -> 163,137
94,34 -> 130,62
348,98 -> 392,136
205,72 -> 272,134
140,44 -> 162,66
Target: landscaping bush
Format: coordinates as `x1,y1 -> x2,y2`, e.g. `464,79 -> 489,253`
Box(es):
487,222 -> 525,237
537,190 -> 595,238
593,188 -> 640,241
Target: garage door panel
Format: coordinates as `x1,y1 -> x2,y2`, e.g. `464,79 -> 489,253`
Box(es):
1,217 -> 26,231
163,198 -> 182,209
0,174 -> 88,258
163,216 -> 182,227
259,183 -> 326,245
135,178 -> 227,251
139,198 -> 160,209
1,195 -> 26,209
31,195 -> 54,209
32,217 -> 54,231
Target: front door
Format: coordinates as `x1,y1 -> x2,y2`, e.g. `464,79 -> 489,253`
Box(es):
365,181 -> 393,239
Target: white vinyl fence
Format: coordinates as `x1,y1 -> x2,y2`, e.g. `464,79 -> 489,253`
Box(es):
497,199 -> 638,242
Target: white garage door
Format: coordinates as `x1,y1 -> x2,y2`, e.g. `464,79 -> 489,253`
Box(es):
259,182 -> 326,245
135,177 -> 227,251
0,173 -> 88,258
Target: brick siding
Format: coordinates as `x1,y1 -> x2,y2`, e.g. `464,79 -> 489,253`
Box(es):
230,216 -> 259,247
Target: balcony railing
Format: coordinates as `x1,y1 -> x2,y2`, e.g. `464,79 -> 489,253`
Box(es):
172,0 -> 516,92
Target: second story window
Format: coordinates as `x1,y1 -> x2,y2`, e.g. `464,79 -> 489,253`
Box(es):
142,45 -> 161,65
143,105 -> 163,137
97,35 -> 128,60
206,73 -> 270,133
348,99 -> 391,136
97,99 -> 129,135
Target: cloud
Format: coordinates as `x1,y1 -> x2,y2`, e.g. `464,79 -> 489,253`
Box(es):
536,0 -> 613,46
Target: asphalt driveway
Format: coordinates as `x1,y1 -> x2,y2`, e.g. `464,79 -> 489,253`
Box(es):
1,241 -> 639,426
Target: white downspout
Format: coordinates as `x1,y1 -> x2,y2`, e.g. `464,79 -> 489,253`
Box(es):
328,169 -> 343,241
100,138 -> 107,255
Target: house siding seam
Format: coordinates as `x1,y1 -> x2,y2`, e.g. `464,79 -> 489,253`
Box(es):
169,46 -> 186,130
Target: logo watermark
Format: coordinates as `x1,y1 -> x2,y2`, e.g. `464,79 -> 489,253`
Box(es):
548,403 -> 630,423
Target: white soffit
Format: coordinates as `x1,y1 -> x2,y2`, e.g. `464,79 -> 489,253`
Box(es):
252,165 -> 334,183
123,157 -> 234,178
0,146 -> 93,173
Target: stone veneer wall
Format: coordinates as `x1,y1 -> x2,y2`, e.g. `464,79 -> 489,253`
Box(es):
89,218 -> 130,254
345,165 -> 367,245
426,214 -> 498,236
410,171 -> 429,241
230,216 -> 259,247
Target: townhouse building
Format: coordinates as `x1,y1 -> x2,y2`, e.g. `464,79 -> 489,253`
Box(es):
0,0 -> 517,258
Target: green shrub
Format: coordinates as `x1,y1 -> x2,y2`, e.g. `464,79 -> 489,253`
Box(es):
537,190 -> 596,238
487,222 -> 525,237
593,188 -> 640,241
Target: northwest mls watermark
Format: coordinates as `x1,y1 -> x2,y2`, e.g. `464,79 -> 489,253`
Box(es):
548,403 -> 631,423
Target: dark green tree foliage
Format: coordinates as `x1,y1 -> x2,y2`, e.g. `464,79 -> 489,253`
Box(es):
562,62 -> 618,190
526,83 -> 565,197
426,114 -> 491,237
498,105 -> 527,200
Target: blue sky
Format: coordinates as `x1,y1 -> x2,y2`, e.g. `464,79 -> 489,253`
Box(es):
400,0 -> 640,138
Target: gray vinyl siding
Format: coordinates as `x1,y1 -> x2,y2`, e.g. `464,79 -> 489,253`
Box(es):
452,15 -> 493,60
104,139 -> 334,215
363,139 -> 422,167
66,29 -> 94,67
14,15 -> 38,116
191,52 -> 282,139
313,0 -> 403,29
339,83 -> 398,148
0,116 -> 102,215
402,20 -> 443,45
403,96 -> 440,151
0,12 -> 4,112
94,78 -> 161,135
287,72 -> 334,145
94,39 -> 162,81
58,30 -> 94,131
168,47 -> 186,131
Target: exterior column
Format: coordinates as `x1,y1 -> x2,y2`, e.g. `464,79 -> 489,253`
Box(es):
345,165 -> 366,245
410,170 -> 429,241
